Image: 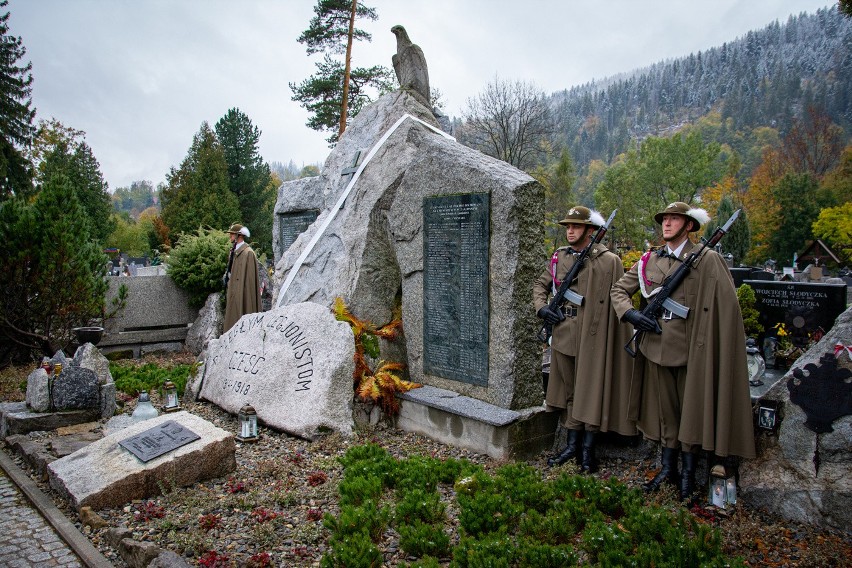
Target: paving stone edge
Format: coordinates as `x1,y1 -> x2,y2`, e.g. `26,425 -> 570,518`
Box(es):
0,449 -> 113,568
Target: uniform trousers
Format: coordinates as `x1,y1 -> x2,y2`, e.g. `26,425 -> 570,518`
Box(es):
645,362 -> 696,452
550,348 -> 599,432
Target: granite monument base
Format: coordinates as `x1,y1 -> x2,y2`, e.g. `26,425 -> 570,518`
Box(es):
395,385 -> 558,460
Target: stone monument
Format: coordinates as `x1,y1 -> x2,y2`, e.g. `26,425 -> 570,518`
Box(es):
271,46 -> 547,457
198,303 -> 355,439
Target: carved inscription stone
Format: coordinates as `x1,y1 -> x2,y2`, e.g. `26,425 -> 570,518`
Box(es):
278,210 -> 319,252
200,302 -> 355,439
423,193 -> 490,386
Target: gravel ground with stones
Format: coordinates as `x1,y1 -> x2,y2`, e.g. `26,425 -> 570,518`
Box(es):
2,353 -> 851,567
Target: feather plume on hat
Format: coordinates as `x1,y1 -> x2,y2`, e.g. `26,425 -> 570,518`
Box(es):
686,207 -> 710,227
589,209 -> 606,228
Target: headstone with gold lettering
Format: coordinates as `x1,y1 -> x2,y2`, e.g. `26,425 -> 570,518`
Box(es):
199,302 -> 355,439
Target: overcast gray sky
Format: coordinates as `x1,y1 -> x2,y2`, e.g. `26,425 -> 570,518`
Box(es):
10,0 -> 834,191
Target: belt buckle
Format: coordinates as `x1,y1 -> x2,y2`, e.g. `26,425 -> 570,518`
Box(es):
561,305 -> 577,318
662,309 -> 674,321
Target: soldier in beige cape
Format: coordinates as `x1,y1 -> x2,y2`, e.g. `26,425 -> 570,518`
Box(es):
611,202 -> 756,502
223,223 -> 262,333
534,206 -> 637,473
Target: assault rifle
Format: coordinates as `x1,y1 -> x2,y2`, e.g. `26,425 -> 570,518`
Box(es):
624,209 -> 741,357
537,209 -> 617,343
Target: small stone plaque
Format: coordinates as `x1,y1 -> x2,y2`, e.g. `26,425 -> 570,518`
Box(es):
278,210 -> 319,252
423,193 -> 490,386
119,420 -> 200,463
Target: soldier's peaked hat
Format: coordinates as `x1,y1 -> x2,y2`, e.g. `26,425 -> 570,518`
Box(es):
654,202 -> 710,232
558,206 -> 605,228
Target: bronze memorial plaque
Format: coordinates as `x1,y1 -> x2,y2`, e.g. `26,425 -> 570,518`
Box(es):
119,420 -> 201,463
423,193 -> 490,386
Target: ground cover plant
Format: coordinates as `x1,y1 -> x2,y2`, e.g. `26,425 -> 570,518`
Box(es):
321,443 -> 744,567
108,360 -> 196,397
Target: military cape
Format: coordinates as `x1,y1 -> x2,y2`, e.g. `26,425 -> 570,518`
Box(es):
611,243 -> 756,458
533,244 -> 637,436
224,243 -> 262,333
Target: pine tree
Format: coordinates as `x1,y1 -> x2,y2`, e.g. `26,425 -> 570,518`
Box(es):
0,171 -> 107,363
214,108 -> 274,254
161,122 -> 241,243
291,0 -> 394,144
38,139 -> 114,244
0,1 -> 35,201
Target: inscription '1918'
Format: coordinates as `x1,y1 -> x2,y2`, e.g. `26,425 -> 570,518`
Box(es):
222,378 -> 251,396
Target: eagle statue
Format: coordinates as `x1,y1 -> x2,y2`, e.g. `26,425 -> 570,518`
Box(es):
391,25 -> 430,106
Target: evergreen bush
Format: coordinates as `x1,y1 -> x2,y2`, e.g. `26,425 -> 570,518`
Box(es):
398,520 -> 450,558
166,227 -> 230,308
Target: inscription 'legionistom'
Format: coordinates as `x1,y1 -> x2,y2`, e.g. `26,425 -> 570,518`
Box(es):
209,311 -> 315,393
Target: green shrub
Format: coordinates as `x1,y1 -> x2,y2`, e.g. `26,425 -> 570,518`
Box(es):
338,474 -> 384,507
109,362 -> 194,396
451,533 -> 514,568
338,443 -> 397,489
398,520 -> 450,558
515,539 -> 577,568
518,508 -> 577,545
328,444 -> 740,567
166,227 -> 230,308
323,501 -> 390,543
580,518 -> 634,563
393,455 -> 446,493
737,283 -> 764,338
493,462 -> 553,513
407,556 -> 442,568
456,486 -> 523,537
395,488 -> 445,525
319,530 -> 383,568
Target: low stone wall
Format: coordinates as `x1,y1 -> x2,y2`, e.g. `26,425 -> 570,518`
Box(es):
101,275 -> 197,357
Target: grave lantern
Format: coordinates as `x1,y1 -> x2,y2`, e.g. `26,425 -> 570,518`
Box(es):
708,464 -> 737,508
237,404 -> 258,442
131,392 -> 159,422
162,380 -> 181,412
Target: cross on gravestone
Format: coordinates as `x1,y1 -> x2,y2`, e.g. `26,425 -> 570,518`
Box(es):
340,150 -> 362,179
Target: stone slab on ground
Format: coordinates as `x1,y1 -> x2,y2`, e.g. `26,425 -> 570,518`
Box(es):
48,411 -> 235,511
396,385 -> 558,460
0,402 -> 100,439
200,303 -> 355,439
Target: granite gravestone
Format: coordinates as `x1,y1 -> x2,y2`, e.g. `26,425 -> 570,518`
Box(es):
423,193 -> 490,386
199,302 -> 355,439
746,280 -> 847,346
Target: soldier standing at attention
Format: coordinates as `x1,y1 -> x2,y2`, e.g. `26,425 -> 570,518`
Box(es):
533,206 -> 636,473
223,223 -> 262,333
610,202 -> 756,501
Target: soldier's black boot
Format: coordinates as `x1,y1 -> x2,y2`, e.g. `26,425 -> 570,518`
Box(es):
643,447 -> 680,493
679,451 -> 697,502
548,429 -> 581,467
580,431 -> 598,474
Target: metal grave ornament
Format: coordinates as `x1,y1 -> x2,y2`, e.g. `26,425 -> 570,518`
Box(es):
787,352 -> 852,434
119,420 -> 201,463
